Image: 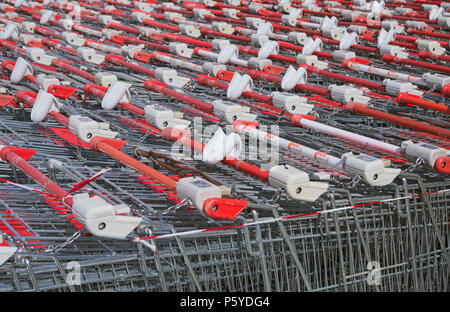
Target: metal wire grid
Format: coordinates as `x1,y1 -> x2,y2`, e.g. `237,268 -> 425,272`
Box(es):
0,177 -> 447,292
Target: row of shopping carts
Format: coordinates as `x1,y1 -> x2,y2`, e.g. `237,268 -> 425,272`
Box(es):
0,0 -> 448,291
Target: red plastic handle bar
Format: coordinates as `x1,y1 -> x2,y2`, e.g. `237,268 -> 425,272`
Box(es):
383,54 -> 450,75
90,137 -> 177,191
346,102 -> 450,140
434,157 -> 450,174
203,198 -> 248,220
398,93 -> 450,114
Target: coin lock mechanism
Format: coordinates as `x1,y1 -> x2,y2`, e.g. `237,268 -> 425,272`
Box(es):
212,100 -> 257,123
175,177 -> 222,213
69,115 -> 118,143
268,165 -> 328,201
72,193 -> 142,239
144,104 -> 191,130
342,152 -> 401,186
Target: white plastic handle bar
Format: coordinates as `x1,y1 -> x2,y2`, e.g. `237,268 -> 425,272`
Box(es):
294,117 -> 404,156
